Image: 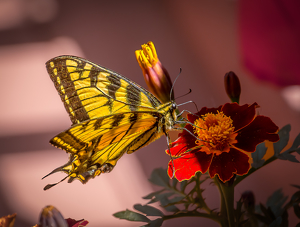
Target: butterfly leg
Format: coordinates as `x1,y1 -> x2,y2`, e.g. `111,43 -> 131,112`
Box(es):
165,132 -> 176,179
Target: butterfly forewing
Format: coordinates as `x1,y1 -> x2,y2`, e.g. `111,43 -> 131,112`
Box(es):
46,56 -> 161,124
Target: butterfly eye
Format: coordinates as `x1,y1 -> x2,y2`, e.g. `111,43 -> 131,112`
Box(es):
172,103 -> 177,109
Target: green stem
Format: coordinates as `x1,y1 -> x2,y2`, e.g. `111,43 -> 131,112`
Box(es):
217,178 -> 235,227
195,175 -> 212,214
215,178 -> 227,227
163,211 -> 221,224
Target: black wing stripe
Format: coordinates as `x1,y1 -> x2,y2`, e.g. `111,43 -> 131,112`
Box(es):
47,59 -> 90,124
111,113 -> 126,127
107,75 -> 121,100
126,84 -> 141,111
128,125 -> 158,152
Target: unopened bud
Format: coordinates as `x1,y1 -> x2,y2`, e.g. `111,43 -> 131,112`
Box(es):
38,205 -> 68,227
241,191 -> 255,212
135,41 -> 174,103
224,71 -> 241,103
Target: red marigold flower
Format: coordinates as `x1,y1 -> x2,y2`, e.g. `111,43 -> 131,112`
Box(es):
167,102 -> 279,182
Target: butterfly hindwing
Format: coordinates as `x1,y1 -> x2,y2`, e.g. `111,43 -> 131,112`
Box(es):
50,112 -> 162,154
48,112 -> 164,185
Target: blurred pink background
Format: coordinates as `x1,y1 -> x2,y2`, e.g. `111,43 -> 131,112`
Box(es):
0,1 -> 299,226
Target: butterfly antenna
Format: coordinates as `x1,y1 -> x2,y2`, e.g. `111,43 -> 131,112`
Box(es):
174,89 -> 192,101
170,68 -> 182,100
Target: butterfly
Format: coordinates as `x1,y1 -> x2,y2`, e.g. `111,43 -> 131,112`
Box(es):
43,55 -> 180,190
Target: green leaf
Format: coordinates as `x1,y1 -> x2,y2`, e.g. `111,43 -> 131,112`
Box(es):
251,142 -> 267,168
143,189 -> 165,200
269,216 -> 282,227
291,184 -> 300,190
276,131 -> 300,163
266,189 -> 288,217
149,168 -> 170,187
254,213 -> 270,225
277,151 -> 299,163
113,209 -> 150,222
260,203 -> 275,222
142,218 -> 163,227
289,132 -> 300,151
291,190 -> 300,202
168,196 -> 185,204
133,204 -> 164,217
293,199 -> 300,219
159,195 -> 180,212
283,133 -> 300,157
157,192 -> 175,199
147,192 -> 174,204
235,198 -> 243,213
273,125 -> 291,156
285,190 -> 300,219
234,198 -> 244,224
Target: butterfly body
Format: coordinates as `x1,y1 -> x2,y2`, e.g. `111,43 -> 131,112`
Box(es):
44,56 -> 178,189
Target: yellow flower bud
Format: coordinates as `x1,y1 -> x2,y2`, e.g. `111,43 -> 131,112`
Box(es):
135,41 -> 174,103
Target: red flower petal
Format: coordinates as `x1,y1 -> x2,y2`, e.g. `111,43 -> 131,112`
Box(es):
167,143 -> 189,156
209,148 -> 250,182
168,152 -> 213,181
187,113 -> 200,123
189,106 -> 222,123
222,103 -> 258,131
234,115 -> 279,152
167,124 -> 197,156
66,218 -> 89,227
174,124 -> 195,146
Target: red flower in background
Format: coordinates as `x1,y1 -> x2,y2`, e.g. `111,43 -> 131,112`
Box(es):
239,1 -> 300,87
167,102 -> 279,182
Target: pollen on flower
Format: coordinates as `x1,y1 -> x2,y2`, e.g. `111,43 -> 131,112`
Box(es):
193,111 -> 238,155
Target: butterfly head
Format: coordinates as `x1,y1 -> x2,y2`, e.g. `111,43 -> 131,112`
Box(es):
157,101 -> 178,132
171,102 -> 178,121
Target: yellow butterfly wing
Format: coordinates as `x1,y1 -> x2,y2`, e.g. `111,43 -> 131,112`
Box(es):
46,112 -> 164,184
46,55 -> 161,124
44,56 -> 176,190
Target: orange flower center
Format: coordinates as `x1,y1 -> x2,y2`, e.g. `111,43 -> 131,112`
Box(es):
193,111 -> 238,155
